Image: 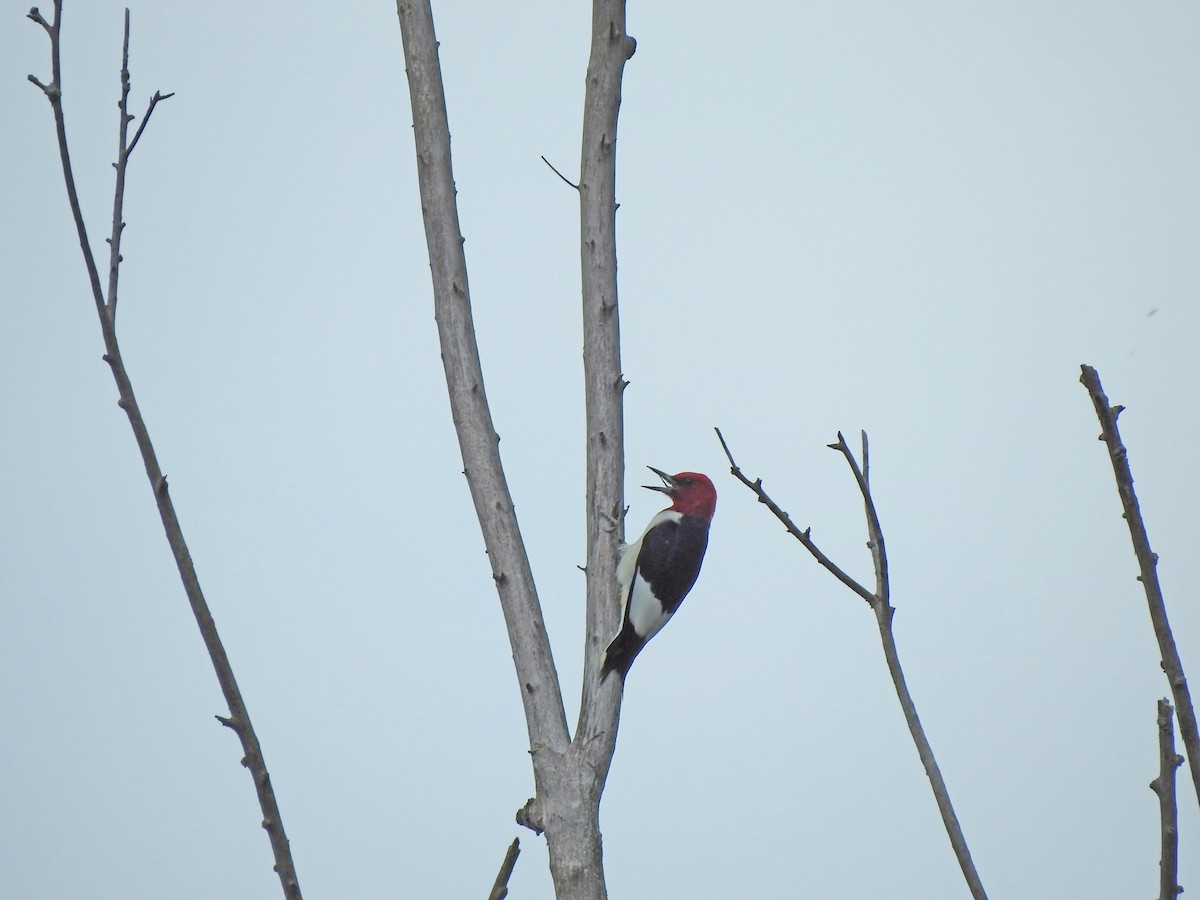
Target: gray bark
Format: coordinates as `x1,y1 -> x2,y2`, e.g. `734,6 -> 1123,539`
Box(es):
396,2 -> 635,896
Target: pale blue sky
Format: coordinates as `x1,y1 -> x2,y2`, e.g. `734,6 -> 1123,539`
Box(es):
4,2 -> 1199,897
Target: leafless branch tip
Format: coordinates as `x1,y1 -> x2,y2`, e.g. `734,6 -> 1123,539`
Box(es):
540,155 -> 579,190
127,90 -> 176,157
487,838 -> 521,900
28,74 -> 55,96
28,7 -> 51,30
1080,364 -> 1200,811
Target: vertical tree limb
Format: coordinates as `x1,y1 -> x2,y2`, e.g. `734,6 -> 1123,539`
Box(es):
1080,365 -> 1200,810
27,5 -> 301,897
550,10 -> 638,896
396,1 -> 608,896
575,0 -> 635,751
716,428 -> 990,900
1150,700 -> 1183,900
395,0 -> 570,753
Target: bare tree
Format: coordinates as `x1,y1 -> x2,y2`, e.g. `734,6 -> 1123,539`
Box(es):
396,0 -> 635,895
34,5 -> 1189,898
26,5 -> 302,897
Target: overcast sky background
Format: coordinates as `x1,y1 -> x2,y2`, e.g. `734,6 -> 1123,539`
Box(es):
4,2 -> 1199,897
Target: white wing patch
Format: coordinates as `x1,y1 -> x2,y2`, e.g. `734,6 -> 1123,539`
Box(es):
616,509 -> 681,640
627,573 -> 670,640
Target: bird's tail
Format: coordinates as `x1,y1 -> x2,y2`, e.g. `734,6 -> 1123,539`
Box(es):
599,632 -> 638,681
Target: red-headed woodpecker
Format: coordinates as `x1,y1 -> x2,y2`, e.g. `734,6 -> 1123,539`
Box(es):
601,467 -> 717,680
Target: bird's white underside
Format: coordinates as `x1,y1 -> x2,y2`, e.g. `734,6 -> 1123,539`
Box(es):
616,509 -> 682,640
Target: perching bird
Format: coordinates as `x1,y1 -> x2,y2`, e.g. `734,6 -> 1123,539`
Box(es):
601,467 -> 717,680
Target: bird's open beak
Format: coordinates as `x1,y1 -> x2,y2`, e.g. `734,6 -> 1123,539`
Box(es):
644,466 -> 678,494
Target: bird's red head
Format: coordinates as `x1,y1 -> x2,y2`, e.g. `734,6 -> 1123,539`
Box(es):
645,467 -> 717,520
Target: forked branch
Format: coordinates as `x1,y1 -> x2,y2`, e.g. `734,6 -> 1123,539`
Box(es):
714,428 -> 873,605
716,427 -> 989,900
1080,364 -> 1200,811
28,6 -> 301,897
396,3 -> 631,896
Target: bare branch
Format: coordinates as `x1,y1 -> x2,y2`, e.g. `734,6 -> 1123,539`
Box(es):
575,0 -> 635,743
828,431 -> 889,605
28,73 -> 55,95
28,0 -> 107,326
30,6 -> 302,896
716,426 -> 990,900
540,155 -> 579,190
1150,700 -> 1183,900
487,838 -> 521,900
27,6 -> 52,32
396,0 -> 569,753
1080,364 -> 1200,810
127,91 -> 176,158
105,8 -> 133,320
715,427 -> 874,604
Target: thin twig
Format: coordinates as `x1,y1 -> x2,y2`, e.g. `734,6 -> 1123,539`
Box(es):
716,426 -> 989,900
830,431 -> 890,605
1150,700 -> 1183,900
487,838 -> 521,900
28,1 -> 106,325
105,8 -> 133,321
29,6 -> 302,897
1080,364 -> 1200,811
127,91 -> 175,158
107,20 -> 175,321
539,155 -> 579,190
